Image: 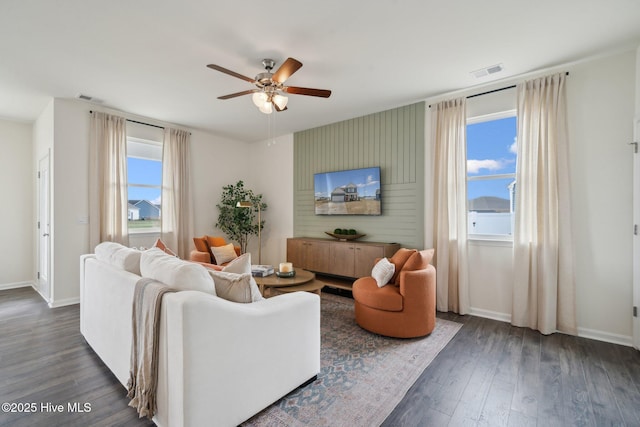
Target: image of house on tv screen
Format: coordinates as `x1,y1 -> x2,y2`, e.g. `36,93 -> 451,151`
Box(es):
314,167 -> 381,215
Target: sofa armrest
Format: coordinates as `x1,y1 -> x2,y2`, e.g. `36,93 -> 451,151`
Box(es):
158,291 -> 320,427
189,249 -> 211,264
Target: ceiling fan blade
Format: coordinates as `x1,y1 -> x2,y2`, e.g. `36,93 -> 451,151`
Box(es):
217,89 -> 257,100
207,64 -> 255,83
283,86 -> 332,98
272,57 -> 303,83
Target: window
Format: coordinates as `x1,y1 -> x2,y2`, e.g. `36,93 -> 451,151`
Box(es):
467,112 -> 517,238
127,137 -> 162,233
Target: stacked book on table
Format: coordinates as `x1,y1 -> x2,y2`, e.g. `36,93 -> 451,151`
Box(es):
251,265 -> 274,277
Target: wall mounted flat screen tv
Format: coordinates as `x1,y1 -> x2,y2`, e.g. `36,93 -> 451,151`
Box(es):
314,166 -> 381,215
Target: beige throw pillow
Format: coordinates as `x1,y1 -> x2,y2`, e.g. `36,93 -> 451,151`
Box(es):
209,270 -> 263,303
210,243 -> 238,265
371,257 -> 395,288
222,253 -> 263,301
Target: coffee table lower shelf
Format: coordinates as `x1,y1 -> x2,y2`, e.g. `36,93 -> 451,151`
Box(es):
269,279 -> 325,296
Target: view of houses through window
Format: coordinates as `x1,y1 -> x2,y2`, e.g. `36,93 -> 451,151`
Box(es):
127,137 -> 162,233
467,113 -> 517,238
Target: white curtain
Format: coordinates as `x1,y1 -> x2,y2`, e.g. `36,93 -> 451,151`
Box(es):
89,112 -> 129,249
161,128 -> 193,259
432,98 -> 470,314
512,72 -> 576,335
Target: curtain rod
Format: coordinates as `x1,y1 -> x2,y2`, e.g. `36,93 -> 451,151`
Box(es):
428,71 -> 569,108
89,110 -> 164,129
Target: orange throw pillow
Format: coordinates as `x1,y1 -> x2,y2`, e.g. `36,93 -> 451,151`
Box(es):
205,236 -> 228,248
401,249 -> 434,272
193,236 -> 210,253
388,248 -> 417,285
153,238 -> 176,257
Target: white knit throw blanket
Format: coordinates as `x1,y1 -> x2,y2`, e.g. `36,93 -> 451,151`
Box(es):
127,277 -> 176,419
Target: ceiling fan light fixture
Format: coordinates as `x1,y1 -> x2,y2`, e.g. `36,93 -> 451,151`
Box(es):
252,91 -> 268,107
258,101 -> 273,114
272,93 -> 288,110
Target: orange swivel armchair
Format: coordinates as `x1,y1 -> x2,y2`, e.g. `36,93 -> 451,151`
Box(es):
352,248 -> 436,338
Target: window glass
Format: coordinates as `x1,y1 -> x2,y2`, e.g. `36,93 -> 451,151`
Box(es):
467,114 -> 516,237
127,138 -> 162,233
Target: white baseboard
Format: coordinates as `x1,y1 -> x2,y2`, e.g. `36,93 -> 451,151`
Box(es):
469,307 -> 512,323
0,281 -> 34,291
469,307 -> 633,347
49,297 -> 80,308
1,282 -> 79,308
577,327 -> 633,347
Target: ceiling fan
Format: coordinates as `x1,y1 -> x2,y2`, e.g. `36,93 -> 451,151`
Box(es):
207,57 -> 331,114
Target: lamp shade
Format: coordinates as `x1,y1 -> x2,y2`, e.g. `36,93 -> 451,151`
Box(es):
272,94 -> 288,110
258,102 -> 273,114
252,92 -> 268,107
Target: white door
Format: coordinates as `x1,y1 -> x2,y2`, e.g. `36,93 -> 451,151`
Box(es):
38,153 -> 51,301
633,118 -> 640,349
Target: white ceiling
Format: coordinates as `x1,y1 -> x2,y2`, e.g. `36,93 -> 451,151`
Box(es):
1,0 -> 639,142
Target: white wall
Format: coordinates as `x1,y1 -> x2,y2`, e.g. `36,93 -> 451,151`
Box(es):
568,49 -> 636,343
243,134 -> 294,267
190,128 -> 251,239
0,119 -> 33,288
425,47 -> 638,345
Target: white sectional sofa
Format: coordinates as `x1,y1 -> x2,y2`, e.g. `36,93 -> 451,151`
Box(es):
80,244 -> 320,427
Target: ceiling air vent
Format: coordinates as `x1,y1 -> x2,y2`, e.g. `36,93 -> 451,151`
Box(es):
471,63 -> 504,78
76,93 -> 103,104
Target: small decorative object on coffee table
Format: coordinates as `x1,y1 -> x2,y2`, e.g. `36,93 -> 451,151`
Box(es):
277,262 -> 295,277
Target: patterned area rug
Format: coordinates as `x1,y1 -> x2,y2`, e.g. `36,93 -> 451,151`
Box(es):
243,293 -> 462,427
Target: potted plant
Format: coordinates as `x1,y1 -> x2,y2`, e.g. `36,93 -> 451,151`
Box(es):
215,181 -> 267,255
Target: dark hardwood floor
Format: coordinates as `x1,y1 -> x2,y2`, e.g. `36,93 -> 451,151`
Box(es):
1,286 -> 639,426
384,312 -> 640,427
0,287 -> 153,427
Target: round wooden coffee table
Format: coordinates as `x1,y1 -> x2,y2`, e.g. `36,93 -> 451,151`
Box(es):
254,268 -> 324,297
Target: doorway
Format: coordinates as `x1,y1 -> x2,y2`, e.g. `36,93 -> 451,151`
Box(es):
38,152 -> 51,302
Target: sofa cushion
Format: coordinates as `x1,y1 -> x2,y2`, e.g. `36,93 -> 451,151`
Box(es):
140,248 -> 215,294
94,241 -> 142,275
208,270 -> 263,303
401,249 -> 435,272
389,248 -> 417,285
371,257 -> 395,287
352,277 -> 403,312
210,243 -> 238,265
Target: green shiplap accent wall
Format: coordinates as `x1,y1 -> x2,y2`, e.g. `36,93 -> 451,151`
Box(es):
293,102 -> 425,249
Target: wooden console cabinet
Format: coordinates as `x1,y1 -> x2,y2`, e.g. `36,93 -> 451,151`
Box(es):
286,238 -> 400,285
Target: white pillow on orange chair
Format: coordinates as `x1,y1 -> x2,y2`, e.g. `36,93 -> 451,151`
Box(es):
371,257 -> 395,288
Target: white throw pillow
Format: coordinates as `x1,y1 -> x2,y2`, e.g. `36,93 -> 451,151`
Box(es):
209,270 -> 263,303
140,248 -> 216,294
94,241 -> 142,275
371,257 -> 395,288
210,243 -> 238,265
